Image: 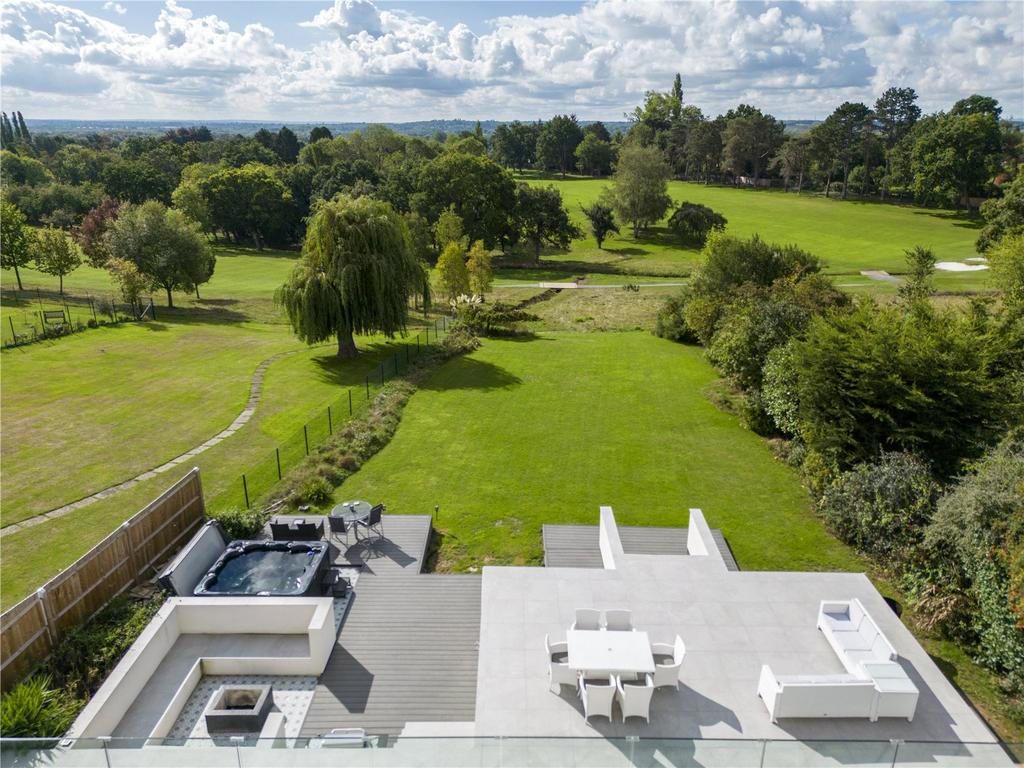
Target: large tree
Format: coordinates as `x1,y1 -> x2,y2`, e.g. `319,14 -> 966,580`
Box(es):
415,153 -> 516,248
721,105 -> 785,181
606,144 -> 672,238
536,115 -> 584,175
101,158 -> 173,204
815,102 -> 873,199
574,133 -> 613,176
581,201 -> 618,249
515,184 -> 581,261
200,163 -> 293,248
685,120 -> 723,184
277,196 -> 428,359
105,201 -> 215,307
33,226 -> 82,295
770,136 -> 812,193
874,87 -> 921,199
911,111 -> 1001,207
0,200 -> 34,290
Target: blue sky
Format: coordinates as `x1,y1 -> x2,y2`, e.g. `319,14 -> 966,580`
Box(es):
3,0 -> 1022,122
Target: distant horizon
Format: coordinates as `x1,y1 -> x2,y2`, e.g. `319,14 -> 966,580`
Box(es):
3,0 -> 1021,122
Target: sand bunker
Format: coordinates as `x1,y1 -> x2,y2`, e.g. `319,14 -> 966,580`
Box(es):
936,261 -> 989,272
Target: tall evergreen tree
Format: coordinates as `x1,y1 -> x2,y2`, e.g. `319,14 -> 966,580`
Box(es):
0,113 -> 14,146
670,73 -> 683,121
15,111 -> 30,143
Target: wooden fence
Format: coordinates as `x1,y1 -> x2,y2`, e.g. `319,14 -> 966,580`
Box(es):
0,468 -> 206,690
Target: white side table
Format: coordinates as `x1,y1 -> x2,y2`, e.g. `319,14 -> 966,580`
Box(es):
863,662 -> 919,722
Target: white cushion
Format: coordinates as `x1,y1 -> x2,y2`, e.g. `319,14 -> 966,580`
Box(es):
833,630 -> 869,652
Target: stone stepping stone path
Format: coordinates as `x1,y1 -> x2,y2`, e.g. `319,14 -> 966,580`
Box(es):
0,347 -> 312,538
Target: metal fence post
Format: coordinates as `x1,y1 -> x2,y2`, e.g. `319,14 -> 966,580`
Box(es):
349,389 -> 353,415
8,316 -> 16,344
759,739 -> 768,767
242,475 -> 250,509
365,376 -> 370,399
328,406 -> 333,435
275,448 -> 282,480
303,425 -> 310,455
379,362 -> 384,385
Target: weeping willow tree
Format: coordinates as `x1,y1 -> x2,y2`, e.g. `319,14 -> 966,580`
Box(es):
276,196 -> 429,358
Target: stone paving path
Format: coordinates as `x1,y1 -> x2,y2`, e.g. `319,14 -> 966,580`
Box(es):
0,347 -> 307,538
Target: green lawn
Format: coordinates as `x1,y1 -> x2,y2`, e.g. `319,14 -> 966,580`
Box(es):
0,321 -> 299,523
0,332 -> 432,607
333,331 -> 863,573
520,174 -> 991,287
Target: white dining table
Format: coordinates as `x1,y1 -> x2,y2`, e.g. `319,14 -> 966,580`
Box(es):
566,629 -> 656,675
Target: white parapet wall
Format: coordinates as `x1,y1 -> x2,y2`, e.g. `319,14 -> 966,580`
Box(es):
598,505 -> 624,569
67,596 -> 335,740
686,508 -> 728,569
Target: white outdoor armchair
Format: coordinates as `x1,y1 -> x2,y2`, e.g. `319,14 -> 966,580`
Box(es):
616,673 -> 655,723
650,635 -> 686,689
572,608 -> 602,631
545,633 -> 568,662
604,609 -> 633,631
545,633 -> 576,692
579,674 -> 616,722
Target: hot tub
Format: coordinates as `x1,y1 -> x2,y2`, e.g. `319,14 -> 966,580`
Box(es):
193,540 -> 329,597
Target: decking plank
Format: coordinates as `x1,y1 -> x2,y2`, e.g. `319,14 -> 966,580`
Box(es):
300,514 -> 482,738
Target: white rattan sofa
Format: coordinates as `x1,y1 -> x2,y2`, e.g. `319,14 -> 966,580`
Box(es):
758,599 -> 918,723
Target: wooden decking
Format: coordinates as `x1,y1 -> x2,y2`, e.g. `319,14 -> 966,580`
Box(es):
301,515 -> 482,737
542,523 -> 740,570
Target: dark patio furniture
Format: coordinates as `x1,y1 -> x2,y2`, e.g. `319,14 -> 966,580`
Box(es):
328,514 -> 351,546
358,504 -> 385,539
270,517 -> 324,542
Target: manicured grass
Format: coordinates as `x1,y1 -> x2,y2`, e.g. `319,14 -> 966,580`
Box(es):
1,243 -> 300,342
334,331 -> 863,573
1,321 -> 300,522
0,333 -> 429,608
520,173 -> 985,285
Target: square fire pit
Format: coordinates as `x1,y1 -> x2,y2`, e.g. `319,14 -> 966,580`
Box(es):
204,684 -> 274,733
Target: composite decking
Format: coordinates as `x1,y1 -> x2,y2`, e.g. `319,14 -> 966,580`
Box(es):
542,523 -> 739,570
300,515 -> 482,737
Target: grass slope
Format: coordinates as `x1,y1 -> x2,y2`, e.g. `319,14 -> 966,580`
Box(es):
334,331 -> 862,573
521,174 -> 989,285
0,335 -> 423,607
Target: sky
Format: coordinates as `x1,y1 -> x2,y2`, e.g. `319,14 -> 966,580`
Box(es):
2,0 -> 1022,123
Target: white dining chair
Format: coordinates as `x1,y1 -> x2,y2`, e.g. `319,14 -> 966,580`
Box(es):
572,608 -> 601,631
545,633 -> 568,662
579,674 -> 616,722
616,673 -> 655,723
604,609 -> 633,631
651,635 -> 686,690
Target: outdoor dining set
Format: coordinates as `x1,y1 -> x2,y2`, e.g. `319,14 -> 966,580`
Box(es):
546,608 -> 686,724
269,499 -> 385,546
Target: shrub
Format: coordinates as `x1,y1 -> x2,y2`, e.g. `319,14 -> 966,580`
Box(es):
442,323 -> 481,356
51,594 -> 164,700
296,475 -> 332,505
667,202 -> 727,247
653,292 -> 696,342
788,299 -> 1023,477
762,341 -> 801,435
819,452 -> 939,561
210,506 -> 266,540
455,302 -> 537,335
921,432 -> 1024,690
0,676 -> 78,737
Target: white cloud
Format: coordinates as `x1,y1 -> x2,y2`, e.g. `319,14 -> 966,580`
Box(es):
1,0 -> 1021,121
102,1 -> 126,15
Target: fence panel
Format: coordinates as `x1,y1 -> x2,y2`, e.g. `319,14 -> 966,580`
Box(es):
238,317 -> 450,509
0,469 -> 205,691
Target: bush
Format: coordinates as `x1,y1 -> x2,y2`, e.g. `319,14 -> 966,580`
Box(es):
455,302 -> 537,335
819,452 -> 939,560
210,506 -> 266,540
0,676 -> 78,737
762,341 -> 801,435
921,432 -> 1024,689
653,292 -> 697,342
442,323 -> 481,356
667,202 -> 727,247
788,300 -> 1023,477
296,475 -> 332,505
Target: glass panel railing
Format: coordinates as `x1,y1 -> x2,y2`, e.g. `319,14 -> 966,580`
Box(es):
2,738 -> 1021,768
